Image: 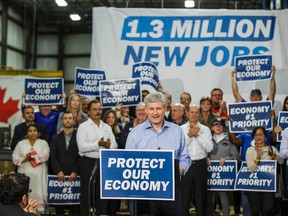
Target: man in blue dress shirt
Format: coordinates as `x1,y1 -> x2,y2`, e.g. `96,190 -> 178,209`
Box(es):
126,92 -> 191,216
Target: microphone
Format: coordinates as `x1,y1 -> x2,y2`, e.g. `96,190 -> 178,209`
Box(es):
89,160 -> 99,181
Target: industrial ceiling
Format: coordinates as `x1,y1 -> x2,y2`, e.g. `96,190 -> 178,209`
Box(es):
8,0 -> 272,32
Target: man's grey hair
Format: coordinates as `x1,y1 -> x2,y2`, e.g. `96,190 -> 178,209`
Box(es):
189,104 -> 199,111
144,92 -> 167,107
172,103 -> 185,112
136,102 -> 146,110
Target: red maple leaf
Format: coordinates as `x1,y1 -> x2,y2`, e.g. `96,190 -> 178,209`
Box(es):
0,88 -> 20,123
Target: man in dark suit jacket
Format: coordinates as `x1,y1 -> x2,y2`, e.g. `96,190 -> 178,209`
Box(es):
0,173 -> 38,216
50,111 -> 81,216
11,106 -> 49,150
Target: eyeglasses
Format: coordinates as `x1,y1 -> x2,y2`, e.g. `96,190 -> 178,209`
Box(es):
180,97 -> 190,101
255,134 -> 265,137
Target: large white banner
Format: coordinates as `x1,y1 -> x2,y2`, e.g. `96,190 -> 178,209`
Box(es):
90,8 -> 288,111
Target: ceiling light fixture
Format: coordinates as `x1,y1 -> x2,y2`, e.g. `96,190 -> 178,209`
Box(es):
70,14 -> 81,21
55,0 -> 68,7
185,0 -> 195,8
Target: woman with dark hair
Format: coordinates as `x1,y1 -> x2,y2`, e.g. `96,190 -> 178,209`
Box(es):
275,96 -> 288,126
198,96 -> 217,129
246,126 -> 284,216
281,96 -> 288,112
274,96 -> 288,147
102,109 -> 122,215
12,124 -> 50,213
103,109 -> 122,146
272,96 -> 288,214
0,172 -> 38,215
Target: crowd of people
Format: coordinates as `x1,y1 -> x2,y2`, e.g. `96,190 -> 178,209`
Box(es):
1,65 -> 288,216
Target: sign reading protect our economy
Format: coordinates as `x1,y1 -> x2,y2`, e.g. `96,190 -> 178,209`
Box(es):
74,67 -> 106,96
100,149 -> 175,200
132,62 -> 159,91
47,175 -> 81,205
235,55 -> 272,82
207,160 -> 237,191
24,77 -> 64,105
277,111 -> 288,142
228,101 -> 272,133
235,161 -> 276,192
99,78 -> 141,108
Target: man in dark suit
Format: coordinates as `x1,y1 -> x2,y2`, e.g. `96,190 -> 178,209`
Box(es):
50,111 -> 81,216
11,106 -> 49,150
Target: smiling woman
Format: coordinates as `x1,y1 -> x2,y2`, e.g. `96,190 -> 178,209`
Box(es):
245,126 -> 284,216
12,124 -> 50,213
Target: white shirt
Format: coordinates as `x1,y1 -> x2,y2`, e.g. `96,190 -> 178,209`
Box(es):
76,118 -> 117,158
181,121 -> 213,160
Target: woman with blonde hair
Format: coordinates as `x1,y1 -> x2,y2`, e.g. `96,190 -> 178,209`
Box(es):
57,93 -> 88,133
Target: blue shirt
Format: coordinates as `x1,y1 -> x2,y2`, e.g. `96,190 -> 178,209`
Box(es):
35,111 -> 60,143
125,119 -> 191,174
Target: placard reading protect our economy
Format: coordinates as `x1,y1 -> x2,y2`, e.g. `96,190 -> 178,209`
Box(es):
100,149 -> 175,200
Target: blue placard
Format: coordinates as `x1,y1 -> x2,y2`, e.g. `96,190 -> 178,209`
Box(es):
47,175 -> 81,205
74,67 -> 106,96
100,149 -> 175,200
132,62 -> 159,91
277,111 -> 288,142
228,101 -> 272,133
207,160 -> 237,191
24,78 -> 63,105
235,161 -> 276,192
235,55 -> 272,82
99,78 -> 141,108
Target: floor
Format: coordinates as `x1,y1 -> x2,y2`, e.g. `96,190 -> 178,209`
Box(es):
43,206 -> 243,215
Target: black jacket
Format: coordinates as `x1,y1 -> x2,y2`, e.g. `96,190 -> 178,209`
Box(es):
0,203 -> 37,216
50,129 -> 80,175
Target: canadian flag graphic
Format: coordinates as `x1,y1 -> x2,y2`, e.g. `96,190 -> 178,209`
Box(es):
0,76 -> 26,144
